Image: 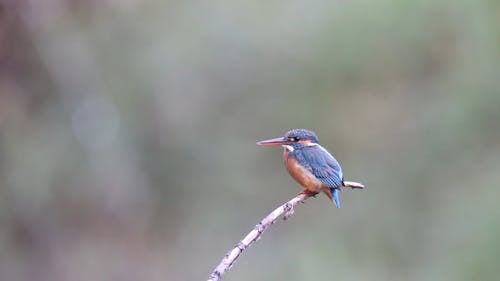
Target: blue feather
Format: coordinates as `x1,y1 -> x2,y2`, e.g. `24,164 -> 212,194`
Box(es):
332,188 -> 341,208
292,145 -> 343,188
288,143 -> 344,207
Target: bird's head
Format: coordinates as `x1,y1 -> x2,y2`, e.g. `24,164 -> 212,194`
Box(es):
257,128 -> 320,151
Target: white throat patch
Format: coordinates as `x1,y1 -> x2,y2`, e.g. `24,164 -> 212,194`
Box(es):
282,145 -> 294,152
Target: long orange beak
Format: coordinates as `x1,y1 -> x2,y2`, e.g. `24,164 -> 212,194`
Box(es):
256,137 -> 286,146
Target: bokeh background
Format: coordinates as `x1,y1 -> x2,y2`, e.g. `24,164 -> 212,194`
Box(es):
1,1 -> 500,280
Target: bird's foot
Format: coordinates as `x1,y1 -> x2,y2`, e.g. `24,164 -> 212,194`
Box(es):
299,190 -> 318,197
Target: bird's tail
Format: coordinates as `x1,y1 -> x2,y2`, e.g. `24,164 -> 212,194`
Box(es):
343,181 -> 365,189
332,188 -> 341,208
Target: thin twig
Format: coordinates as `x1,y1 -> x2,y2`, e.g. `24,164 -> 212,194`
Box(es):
207,192 -> 311,281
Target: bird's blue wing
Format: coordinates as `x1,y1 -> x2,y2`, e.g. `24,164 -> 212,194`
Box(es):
293,145 -> 343,188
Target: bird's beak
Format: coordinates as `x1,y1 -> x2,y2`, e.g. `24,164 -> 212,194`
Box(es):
256,137 -> 286,146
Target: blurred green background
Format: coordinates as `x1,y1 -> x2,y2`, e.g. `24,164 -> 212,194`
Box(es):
1,0 -> 500,280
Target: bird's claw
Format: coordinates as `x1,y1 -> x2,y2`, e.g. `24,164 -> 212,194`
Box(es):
299,190 -> 318,197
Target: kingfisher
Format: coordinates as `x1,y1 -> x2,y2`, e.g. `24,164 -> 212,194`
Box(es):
257,128 -> 364,208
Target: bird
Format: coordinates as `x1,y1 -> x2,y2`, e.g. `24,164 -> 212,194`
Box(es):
257,128 -> 364,208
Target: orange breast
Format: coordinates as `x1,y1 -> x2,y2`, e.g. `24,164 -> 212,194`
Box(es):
283,150 -> 324,193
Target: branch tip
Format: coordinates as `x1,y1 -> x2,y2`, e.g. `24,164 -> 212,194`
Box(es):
206,192 -> 311,281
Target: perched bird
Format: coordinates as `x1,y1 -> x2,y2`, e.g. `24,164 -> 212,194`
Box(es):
257,128 -> 364,208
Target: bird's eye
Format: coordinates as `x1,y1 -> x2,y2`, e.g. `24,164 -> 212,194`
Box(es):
287,137 -> 299,142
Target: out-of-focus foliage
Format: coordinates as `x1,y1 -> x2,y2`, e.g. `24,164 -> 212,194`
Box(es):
0,0 -> 499,280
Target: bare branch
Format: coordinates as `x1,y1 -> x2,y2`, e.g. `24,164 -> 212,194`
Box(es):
207,193 -> 311,281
